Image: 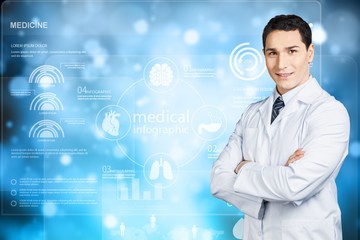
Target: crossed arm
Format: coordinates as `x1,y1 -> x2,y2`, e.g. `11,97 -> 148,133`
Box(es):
234,148 -> 305,174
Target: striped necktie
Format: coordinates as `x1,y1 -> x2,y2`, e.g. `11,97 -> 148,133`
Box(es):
271,96 -> 285,124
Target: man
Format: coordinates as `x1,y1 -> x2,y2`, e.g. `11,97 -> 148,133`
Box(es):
210,15 -> 350,240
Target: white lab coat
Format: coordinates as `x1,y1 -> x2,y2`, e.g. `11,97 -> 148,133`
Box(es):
211,77 -> 350,240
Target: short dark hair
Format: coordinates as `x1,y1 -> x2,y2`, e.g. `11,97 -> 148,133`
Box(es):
262,14 -> 312,49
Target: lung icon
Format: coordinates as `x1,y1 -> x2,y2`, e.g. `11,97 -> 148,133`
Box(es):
149,158 -> 173,180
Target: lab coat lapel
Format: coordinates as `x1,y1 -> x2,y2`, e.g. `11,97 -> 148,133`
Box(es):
258,95 -> 274,136
295,77 -> 324,104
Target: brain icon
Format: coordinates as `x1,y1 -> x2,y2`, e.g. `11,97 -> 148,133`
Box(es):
149,63 -> 174,87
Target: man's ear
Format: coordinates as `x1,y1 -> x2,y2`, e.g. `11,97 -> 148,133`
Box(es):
307,44 -> 315,63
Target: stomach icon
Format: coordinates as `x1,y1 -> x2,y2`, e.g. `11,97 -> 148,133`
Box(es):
197,112 -> 222,134
198,122 -> 221,134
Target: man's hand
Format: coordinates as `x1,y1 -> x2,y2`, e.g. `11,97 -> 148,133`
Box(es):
285,148 -> 304,166
234,160 -> 251,174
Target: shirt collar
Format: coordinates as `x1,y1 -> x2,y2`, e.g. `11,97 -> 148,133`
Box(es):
273,75 -> 313,105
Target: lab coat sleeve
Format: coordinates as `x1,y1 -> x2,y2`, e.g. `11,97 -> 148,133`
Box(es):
233,100 -> 350,204
210,116 -> 265,219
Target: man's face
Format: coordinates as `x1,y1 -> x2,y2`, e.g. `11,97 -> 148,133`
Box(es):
264,29 -> 314,95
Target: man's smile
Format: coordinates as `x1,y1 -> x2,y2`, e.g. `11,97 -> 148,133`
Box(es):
276,72 -> 294,80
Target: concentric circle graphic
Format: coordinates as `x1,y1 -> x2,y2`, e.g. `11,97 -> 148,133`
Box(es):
229,42 -> 266,81
28,65 -> 65,87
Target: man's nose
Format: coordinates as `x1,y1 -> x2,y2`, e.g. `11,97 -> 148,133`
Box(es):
277,53 -> 288,70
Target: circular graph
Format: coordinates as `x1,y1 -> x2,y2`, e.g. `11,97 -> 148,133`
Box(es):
229,42 -> 266,81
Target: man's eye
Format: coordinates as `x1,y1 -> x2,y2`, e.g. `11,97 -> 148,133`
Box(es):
268,52 -> 277,56
289,49 -> 297,54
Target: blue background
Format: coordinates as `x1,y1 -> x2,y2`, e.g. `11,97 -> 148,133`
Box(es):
1,0 -> 359,239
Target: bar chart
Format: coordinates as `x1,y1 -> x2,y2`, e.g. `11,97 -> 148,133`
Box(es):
118,178 -> 163,201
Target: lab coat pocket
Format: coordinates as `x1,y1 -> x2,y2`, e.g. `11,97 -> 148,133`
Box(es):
242,128 -> 258,162
281,217 -> 337,240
